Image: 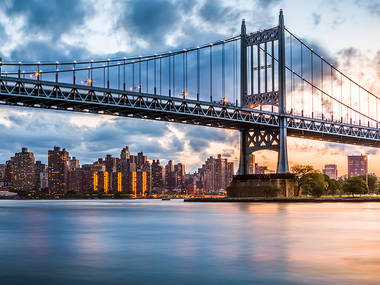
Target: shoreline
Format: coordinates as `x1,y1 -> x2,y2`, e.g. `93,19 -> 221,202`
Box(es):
184,197 -> 380,203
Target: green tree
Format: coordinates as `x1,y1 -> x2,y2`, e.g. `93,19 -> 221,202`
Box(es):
343,177 -> 369,196
301,173 -> 328,197
262,184 -> 281,198
358,175 -> 377,193
291,165 -> 317,196
323,175 -> 342,196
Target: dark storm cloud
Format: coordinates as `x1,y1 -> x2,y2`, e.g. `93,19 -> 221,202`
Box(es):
118,0 -> 182,45
4,0 -> 90,39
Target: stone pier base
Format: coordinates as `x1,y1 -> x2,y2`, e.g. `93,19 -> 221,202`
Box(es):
227,174 -> 296,198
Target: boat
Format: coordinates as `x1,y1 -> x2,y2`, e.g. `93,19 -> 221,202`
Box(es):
162,197 -> 171,201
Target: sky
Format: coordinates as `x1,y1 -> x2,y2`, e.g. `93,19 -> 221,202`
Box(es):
0,0 -> 379,175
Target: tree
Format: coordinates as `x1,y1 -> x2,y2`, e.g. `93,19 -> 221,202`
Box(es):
291,165 -> 317,196
323,174 -> 343,196
343,177 -> 369,197
358,175 -> 377,193
301,172 -> 328,197
262,184 -> 281,198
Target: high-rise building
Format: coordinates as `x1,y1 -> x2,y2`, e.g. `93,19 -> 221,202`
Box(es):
120,146 -> 130,161
322,164 -> 338,179
40,171 -> 48,190
174,163 -> 186,190
48,146 -> 70,193
197,154 -> 234,192
151,160 -> 165,192
248,154 -> 255,174
348,155 -> 368,177
0,164 -> 5,180
34,161 -> 47,191
8,147 -> 35,191
68,157 -> 80,171
165,160 -> 175,190
105,154 -> 119,173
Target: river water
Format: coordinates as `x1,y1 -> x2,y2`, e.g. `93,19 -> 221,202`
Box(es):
0,200 -> 379,284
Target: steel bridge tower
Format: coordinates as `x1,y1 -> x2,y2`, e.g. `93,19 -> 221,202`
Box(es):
239,10 -> 289,175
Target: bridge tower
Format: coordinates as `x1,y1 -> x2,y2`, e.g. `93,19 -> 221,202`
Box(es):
238,10 -> 289,174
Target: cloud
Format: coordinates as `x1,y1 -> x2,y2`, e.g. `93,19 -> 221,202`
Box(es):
4,0 -> 90,40
355,0 -> 380,17
312,13 -> 321,26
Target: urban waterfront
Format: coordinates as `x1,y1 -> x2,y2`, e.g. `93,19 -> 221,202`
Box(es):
1,200 -> 380,285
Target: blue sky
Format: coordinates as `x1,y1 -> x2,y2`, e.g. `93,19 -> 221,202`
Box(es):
0,0 -> 379,174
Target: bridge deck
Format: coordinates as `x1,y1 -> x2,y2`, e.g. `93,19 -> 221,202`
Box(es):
0,76 -> 379,148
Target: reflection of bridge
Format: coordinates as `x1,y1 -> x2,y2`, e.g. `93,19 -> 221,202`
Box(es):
0,11 -> 379,174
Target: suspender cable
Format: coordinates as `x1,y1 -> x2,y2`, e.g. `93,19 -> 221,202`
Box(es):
103,64 -> 105,88
257,44 -> 261,95
271,41 -> 274,112
197,47 -> 200,101
321,58 -> 323,119
90,60 -> 93,87
301,44 -> 303,115
264,42 -> 268,94
290,36 -> 293,113
233,42 -> 236,104
107,59 -> 110,88
138,58 -> 141,93
311,52 -> 313,117
350,81 -> 352,123
185,52 -> 188,95
123,58 -> 126,91
235,40 -> 238,106
271,41 -> 275,92
330,66 -> 333,120
250,45 -> 253,95
73,61 -> 76,84
132,61 -> 135,91
359,87 -> 361,125
118,63 -> 120,90
183,52 -> 185,96
154,56 -> 156,94
340,73 -> 343,122
159,56 -> 162,95
169,53 -> 171,97
146,60 -> 148,93
87,66 -> 90,86
222,41 -> 225,101
173,54 -> 176,96
55,62 -> 59,83
210,44 -> 213,102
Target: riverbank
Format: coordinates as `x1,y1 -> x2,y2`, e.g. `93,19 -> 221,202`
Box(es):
184,197 -> 380,203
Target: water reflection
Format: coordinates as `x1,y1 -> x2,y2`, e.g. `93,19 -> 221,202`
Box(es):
0,200 -> 380,284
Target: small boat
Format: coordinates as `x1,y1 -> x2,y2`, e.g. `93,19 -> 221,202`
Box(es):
162,197 -> 171,201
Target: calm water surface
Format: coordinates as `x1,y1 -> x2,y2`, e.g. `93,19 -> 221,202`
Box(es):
0,200 -> 380,285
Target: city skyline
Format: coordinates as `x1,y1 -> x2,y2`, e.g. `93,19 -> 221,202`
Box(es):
0,0 -> 379,176
0,145 -> 235,195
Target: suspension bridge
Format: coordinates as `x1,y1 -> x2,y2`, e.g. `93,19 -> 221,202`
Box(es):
0,10 -> 379,174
